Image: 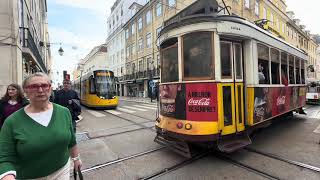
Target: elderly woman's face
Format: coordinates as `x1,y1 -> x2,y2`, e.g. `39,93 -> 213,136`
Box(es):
24,76 -> 52,103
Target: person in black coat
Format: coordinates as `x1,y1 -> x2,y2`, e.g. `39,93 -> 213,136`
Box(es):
0,84 -> 29,130
54,79 -> 81,132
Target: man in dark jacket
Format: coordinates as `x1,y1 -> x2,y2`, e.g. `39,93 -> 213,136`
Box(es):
54,79 -> 81,132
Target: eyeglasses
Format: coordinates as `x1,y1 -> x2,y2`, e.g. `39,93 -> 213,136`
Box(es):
63,82 -> 71,84
25,83 -> 51,91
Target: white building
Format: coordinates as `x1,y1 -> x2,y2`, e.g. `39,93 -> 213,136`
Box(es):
106,0 -> 147,96
73,45 -> 108,81
0,0 -> 51,94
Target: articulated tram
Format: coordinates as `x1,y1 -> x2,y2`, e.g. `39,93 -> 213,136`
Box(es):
73,69 -> 118,109
154,0 -> 307,157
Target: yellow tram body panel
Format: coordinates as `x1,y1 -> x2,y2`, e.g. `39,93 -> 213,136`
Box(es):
156,115 -> 219,136
82,94 -> 118,108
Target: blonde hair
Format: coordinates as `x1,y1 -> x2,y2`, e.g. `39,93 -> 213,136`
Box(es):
22,72 -> 51,88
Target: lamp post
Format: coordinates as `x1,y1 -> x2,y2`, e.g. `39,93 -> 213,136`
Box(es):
78,63 -> 84,100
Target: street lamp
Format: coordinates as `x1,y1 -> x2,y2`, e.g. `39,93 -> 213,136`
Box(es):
58,46 -> 64,56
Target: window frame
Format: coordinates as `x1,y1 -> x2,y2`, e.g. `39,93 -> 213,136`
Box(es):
182,32 -> 215,81
160,40 -> 179,83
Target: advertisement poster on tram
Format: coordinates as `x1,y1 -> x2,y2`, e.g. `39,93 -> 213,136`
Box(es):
159,83 -> 218,121
253,86 -> 306,124
185,83 -> 217,121
159,84 -> 186,119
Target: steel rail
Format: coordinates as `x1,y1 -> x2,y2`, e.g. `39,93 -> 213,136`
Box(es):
245,147 -> 320,173
139,151 -> 210,180
215,153 -> 281,180
81,147 -> 166,174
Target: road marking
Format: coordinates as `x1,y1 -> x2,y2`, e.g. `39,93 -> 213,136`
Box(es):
141,104 -> 157,108
123,106 -> 148,111
133,105 -> 157,110
117,107 -> 136,113
86,110 -> 106,117
313,124 -> 320,134
105,110 -> 122,115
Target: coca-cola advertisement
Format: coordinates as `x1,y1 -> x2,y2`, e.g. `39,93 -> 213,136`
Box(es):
186,83 -> 217,121
253,86 -> 306,124
159,84 -> 186,119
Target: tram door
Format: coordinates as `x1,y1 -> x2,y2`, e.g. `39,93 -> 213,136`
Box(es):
219,41 -> 245,135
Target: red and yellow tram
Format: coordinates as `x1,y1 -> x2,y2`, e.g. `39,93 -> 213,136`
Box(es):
154,0 -> 307,156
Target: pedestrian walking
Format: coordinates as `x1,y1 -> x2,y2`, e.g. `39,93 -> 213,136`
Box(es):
0,72 -> 81,180
0,84 -> 28,131
54,79 -> 81,132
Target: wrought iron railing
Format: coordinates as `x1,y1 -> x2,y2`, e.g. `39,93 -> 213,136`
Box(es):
20,27 -> 47,73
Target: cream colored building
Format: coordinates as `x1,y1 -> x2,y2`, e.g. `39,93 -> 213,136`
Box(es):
73,45 -> 108,81
0,0 -> 51,94
122,0 -> 195,97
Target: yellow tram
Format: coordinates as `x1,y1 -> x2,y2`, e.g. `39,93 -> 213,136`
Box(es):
73,69 -> 118,109
155,0 -> 307,156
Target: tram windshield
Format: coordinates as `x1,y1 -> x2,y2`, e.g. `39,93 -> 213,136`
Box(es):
94,72 -> 116,97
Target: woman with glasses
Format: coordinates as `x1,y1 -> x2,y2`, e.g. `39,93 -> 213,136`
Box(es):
0,84 -> 28,130
0,73 -> 82,180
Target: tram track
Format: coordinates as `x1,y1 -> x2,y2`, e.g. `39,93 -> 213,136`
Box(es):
244,147 -> 320,173
80,146 -> 166,174
139,151 -> 210,180
214,152 -> 281,180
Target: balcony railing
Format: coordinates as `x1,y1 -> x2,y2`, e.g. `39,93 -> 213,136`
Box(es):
20,27 -> 47,73
124,68 -> 160,81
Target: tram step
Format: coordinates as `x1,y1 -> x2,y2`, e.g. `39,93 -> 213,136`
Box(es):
154,135 -> 192,158
217,134 -> 252,153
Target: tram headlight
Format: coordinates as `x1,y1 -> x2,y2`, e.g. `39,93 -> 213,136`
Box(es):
100,96 -> 105,99
185,123 -> 192,130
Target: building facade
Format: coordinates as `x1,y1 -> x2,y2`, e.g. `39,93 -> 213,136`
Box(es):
105,0 -> 319,97
0,0 -> 51,94
121,0 -> 195,97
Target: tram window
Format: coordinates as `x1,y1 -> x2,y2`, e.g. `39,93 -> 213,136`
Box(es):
280,52 -> 288,85
183,32 -> 214,79
289,55 -> 295,84
89,76 -> 96,94
301,60 -> 305,84
295,57 -> 301,84
234,43 -> 242,79
271,48 -> 280,84
257,44 -> 270,84
160,38 -> 178,83
221,42 -> 232,78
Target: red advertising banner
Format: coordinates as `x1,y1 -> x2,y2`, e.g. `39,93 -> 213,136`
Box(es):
186,83 -> 217,121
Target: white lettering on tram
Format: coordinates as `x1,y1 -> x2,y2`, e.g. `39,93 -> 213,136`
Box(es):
188,98 -> 211,106
276,96 -> 286,106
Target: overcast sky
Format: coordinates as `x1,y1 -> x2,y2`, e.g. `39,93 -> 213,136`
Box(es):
286,0 -> 319,34
47,0 -> 116,87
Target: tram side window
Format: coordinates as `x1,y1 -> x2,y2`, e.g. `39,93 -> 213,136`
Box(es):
280,52 -> 288,85
89,76 -> 96,94
183,32 -> 214,79
271,48 -> 280,84
257,44 -> 270,84
295,57 -> 301,84
160,38 -> 178,83
289,55 -> 295,84
301,60 -> 305,84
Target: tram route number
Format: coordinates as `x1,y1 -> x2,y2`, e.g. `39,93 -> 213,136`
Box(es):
188,106 -> 215,113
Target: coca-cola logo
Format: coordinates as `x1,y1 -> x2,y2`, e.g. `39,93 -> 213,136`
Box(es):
276,96 -> 286,106
188,98 -> 211,106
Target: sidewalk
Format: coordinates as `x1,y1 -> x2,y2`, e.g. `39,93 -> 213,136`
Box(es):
118,96 -> 158,104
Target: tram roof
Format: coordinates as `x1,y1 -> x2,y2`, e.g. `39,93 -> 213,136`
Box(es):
160,0 -> 307,56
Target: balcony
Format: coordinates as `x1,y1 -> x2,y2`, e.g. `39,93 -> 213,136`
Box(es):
20,27 -> 47,73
